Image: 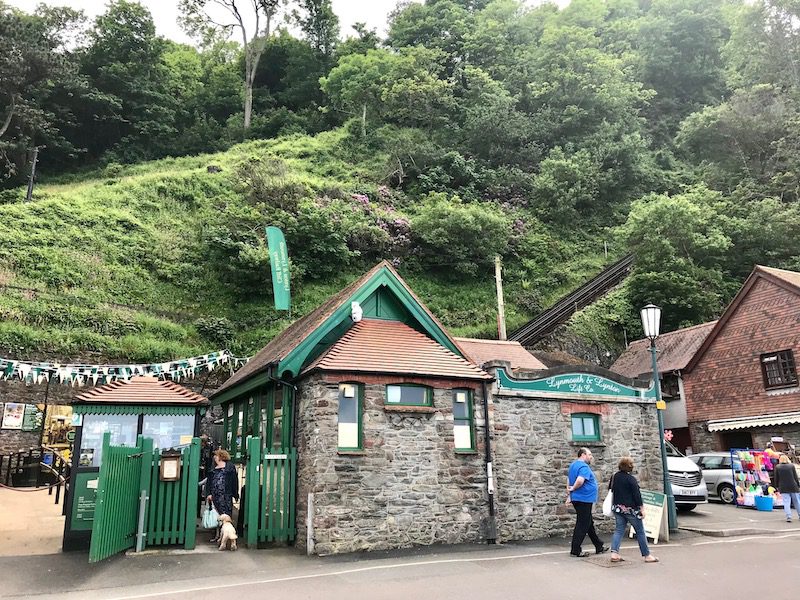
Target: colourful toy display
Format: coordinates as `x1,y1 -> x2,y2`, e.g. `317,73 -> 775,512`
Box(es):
731,448 -> 782,509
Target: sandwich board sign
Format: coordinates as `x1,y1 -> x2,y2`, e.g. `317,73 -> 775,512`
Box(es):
629,489 -> 668,544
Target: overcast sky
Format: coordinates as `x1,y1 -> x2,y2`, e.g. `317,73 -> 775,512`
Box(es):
8,0 -> 569,44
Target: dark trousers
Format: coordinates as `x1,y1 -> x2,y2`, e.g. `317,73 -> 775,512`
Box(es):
570,500 -> 604,555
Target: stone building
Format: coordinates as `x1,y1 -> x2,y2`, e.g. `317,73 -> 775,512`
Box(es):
610,321 -> 716,454
210,261 -> 662,555
683,266 -> 800,451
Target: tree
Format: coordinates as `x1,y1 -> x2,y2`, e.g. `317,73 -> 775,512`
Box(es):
621,187 -> 735,329
636,0 -> 730,143
336,22 -> 380,59
0,2 -> 84,179
80,0 -> 178,162
180,0 -> 284,131
293,0 -> 339,64
320,47 -> 454,137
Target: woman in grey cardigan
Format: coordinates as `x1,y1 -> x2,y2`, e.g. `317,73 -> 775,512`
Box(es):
774,454 -> 800,522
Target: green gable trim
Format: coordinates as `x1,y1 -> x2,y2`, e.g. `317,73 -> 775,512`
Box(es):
211,370 -> 272,406
73,404 -> 202,416
278,267 -> 461,378
496,368 -> 656,400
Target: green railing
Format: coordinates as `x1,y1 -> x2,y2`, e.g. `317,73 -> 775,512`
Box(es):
245,437 -> 297,546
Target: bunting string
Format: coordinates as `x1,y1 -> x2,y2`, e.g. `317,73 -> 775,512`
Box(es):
0,350 -> 250,387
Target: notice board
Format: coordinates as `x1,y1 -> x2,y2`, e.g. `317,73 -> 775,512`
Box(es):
629,489 -> 669,544
70,472 -> 99,531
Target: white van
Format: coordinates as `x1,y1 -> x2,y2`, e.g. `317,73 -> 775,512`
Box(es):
665,441 -> 708,511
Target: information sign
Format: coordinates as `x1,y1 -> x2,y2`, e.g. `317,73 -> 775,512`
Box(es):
630,489 -> 668,544
71,472 -> 99,531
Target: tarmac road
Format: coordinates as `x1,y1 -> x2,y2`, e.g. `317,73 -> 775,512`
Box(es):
5,529 -> 800,600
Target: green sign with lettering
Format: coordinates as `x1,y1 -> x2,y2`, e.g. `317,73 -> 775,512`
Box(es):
496,369 -> 655,399
266,226 -> 291,311
70,472 -> 99,531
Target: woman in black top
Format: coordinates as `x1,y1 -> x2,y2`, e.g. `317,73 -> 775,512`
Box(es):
609,456 -> 659,563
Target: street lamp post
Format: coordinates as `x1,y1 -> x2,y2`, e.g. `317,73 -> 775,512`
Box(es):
640,303 -> 678,531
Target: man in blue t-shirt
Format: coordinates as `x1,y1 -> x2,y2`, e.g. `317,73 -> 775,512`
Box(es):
567,447 -> 608,557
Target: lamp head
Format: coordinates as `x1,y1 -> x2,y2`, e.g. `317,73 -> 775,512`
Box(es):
640,303 -> 662,341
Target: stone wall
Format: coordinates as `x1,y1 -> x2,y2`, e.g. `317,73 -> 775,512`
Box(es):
688,421 -> 718,453
490,385 -> 662,542
294,373 -> 490,555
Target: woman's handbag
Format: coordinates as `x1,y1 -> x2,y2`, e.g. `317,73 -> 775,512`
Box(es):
202,500 -> 219,529
602,474 -> 615,517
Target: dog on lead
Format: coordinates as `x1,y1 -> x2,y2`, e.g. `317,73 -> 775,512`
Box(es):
217,514 -> 238,551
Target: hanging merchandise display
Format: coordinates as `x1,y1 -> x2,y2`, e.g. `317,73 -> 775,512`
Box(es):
732,448 -> 782,510
0,350 -> 249,387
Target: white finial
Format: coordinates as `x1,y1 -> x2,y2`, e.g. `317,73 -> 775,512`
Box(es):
351,301 -> 363,322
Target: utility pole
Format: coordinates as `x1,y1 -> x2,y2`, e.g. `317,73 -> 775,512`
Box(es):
495,255 -> 507,341
25,146 -> 40,202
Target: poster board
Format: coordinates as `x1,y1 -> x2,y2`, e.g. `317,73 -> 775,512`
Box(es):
1,402 -> 24,429
22,404 -> 44,431
629,489 -> 668,544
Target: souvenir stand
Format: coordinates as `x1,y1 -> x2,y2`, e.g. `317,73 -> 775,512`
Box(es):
731,448 -> 782,510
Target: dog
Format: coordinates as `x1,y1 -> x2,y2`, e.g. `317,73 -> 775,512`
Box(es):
217,514 -> 238,551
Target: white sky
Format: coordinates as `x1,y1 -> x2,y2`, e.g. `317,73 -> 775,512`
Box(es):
8,0 -> 569,44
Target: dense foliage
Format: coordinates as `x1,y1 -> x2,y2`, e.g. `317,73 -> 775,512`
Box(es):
2,0 -> 800,360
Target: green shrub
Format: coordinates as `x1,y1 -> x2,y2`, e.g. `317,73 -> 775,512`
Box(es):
410,193 -> 510,277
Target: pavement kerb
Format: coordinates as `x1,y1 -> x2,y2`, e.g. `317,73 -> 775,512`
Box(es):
677,526 -> 793,538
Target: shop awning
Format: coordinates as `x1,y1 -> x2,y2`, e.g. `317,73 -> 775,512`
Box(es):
707,411 -> 800,432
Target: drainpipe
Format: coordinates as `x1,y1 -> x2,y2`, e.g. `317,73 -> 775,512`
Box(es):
481,380 -> 497,544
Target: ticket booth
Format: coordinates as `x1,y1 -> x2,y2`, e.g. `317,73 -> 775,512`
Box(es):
62,376 -> 208,551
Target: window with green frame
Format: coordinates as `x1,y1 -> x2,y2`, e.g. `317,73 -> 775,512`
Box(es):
338,383 -> 363,450
452,389 -> 475,452
385,384 -> 432,407
571,413 -> 600,442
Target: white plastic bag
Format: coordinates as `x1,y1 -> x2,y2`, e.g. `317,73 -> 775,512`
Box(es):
602,490 -> 614,516
202,500 -> 219,529
602,473 -> 615,517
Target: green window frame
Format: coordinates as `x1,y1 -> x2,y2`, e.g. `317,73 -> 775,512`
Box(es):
452,389 -> 475,452
571,413 -> 600,442
337,383 -> 363,451
385,384 -> 432,407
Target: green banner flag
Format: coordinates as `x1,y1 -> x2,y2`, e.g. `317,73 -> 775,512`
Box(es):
266,226 -> 291,311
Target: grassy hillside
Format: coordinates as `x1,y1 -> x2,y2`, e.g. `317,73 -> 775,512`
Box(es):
0,129 -> 617,362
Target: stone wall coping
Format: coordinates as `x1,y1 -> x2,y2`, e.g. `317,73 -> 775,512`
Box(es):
383,405 -> 438,414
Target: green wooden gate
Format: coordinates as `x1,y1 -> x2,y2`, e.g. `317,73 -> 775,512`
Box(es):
144,439 -> 200,548
89,433 -> 147,563
244,437 -> 297,546
89,434 -> 201,563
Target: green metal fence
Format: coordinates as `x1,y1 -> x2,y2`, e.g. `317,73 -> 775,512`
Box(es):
244,437 -> 297,546
89,435 -> 200,562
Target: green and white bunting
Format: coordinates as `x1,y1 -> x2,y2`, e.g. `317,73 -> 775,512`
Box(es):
0,350 -> 249,387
